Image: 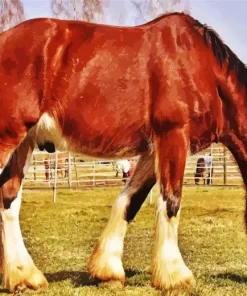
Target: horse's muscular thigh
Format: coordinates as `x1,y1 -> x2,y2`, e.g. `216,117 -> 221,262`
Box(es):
150,94 -> 189,133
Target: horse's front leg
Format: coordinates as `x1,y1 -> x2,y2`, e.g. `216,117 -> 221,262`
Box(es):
0,135 -> 48,293
152,126 -> 195,291
88,152 -> 156,283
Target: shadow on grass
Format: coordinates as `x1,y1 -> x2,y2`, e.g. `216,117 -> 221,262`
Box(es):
211,273 -> 247,283
45,269 -> 143,287
0,270 -> 145,293
45,271 -> 95,287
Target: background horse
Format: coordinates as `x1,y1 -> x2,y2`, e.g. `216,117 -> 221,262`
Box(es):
0,12 -> 247,294
44,156 -> 53,180
115,159 -> 131,183
194,157 -> 207,185
44,153 -> 69,180
194,154 -> 214,185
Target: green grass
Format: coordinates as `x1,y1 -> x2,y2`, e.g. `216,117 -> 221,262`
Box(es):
1,186 -> 247,295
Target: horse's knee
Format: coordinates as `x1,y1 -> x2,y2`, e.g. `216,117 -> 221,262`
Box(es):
2,185 -> 19,209
0,169 -> 21,209
3,197 -> 15,209
163,190 -> 181,219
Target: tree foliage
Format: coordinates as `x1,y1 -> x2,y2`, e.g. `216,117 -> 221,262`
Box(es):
51,0 -> 190,25
131,0 -> 190,24
51,0 -> 104,23
0,0 -> 25,32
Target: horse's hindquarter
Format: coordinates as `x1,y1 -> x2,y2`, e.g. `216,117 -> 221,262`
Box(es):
150,15 -> 223,153
0,19 -> 58,154
45,22 -> 151,157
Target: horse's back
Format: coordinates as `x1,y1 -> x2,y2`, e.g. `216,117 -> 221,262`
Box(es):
0,13 -> 217,159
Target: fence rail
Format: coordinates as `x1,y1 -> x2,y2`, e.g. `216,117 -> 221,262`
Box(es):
23,144 -> 242,191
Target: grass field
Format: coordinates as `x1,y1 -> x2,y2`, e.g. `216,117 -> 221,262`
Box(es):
2,186 -> 247,295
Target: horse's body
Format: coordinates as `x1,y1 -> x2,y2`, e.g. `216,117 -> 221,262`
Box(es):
0,12 -> 247,293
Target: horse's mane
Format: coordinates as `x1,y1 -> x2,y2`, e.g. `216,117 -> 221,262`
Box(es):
194,19 -> 247,88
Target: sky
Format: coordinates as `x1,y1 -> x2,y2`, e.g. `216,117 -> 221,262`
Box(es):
190,0 -> 247,64
22,0 -> 247,63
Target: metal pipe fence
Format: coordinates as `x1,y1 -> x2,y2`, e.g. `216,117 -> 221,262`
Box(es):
23,144 -> 242,191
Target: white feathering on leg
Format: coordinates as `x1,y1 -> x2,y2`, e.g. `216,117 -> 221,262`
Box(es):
152,194 -> 194,290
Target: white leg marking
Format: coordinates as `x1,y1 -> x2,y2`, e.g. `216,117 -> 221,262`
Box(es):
152,195 -> 194,290
88,192 -> 129,281
1,146 -> 48,292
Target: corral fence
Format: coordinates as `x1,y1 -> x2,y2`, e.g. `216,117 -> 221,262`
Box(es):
23,144 -> 242,201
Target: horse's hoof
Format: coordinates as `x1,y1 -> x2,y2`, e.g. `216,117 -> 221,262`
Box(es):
3,262 -> 48,293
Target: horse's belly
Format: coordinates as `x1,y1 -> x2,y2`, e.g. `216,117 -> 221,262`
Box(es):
32,113 -> 149,158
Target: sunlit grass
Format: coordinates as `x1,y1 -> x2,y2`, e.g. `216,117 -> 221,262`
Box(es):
1,186 -> 247,295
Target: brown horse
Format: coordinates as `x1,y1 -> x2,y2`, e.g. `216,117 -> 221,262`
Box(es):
0,12 -> 247,293
194,157 -> 207,185
194,155 -> 214,185
44,152 -> 69,180
44,156 -> 53,180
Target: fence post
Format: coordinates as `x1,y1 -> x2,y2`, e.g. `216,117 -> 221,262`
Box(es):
74,156 -> 79,187
209,143 -> 213,185
149,188 -> 153,204
33,155 -> 36,181
93,160 -> 96,187
48,154 -> 51,188
68,152 -> 72,189
223,146 -> 227,185
53,151 -> 58,203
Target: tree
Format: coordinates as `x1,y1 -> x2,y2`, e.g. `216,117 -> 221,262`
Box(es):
0,0 -> 25,32
131,0 -> 190,25
51,0 -> 190,26
131,0 -> 149,25
51,0 -> 104,23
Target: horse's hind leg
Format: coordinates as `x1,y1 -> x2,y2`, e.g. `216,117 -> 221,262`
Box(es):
88,152 -> 156,282
0,135 -> 48,293
152,126 -> 195,291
